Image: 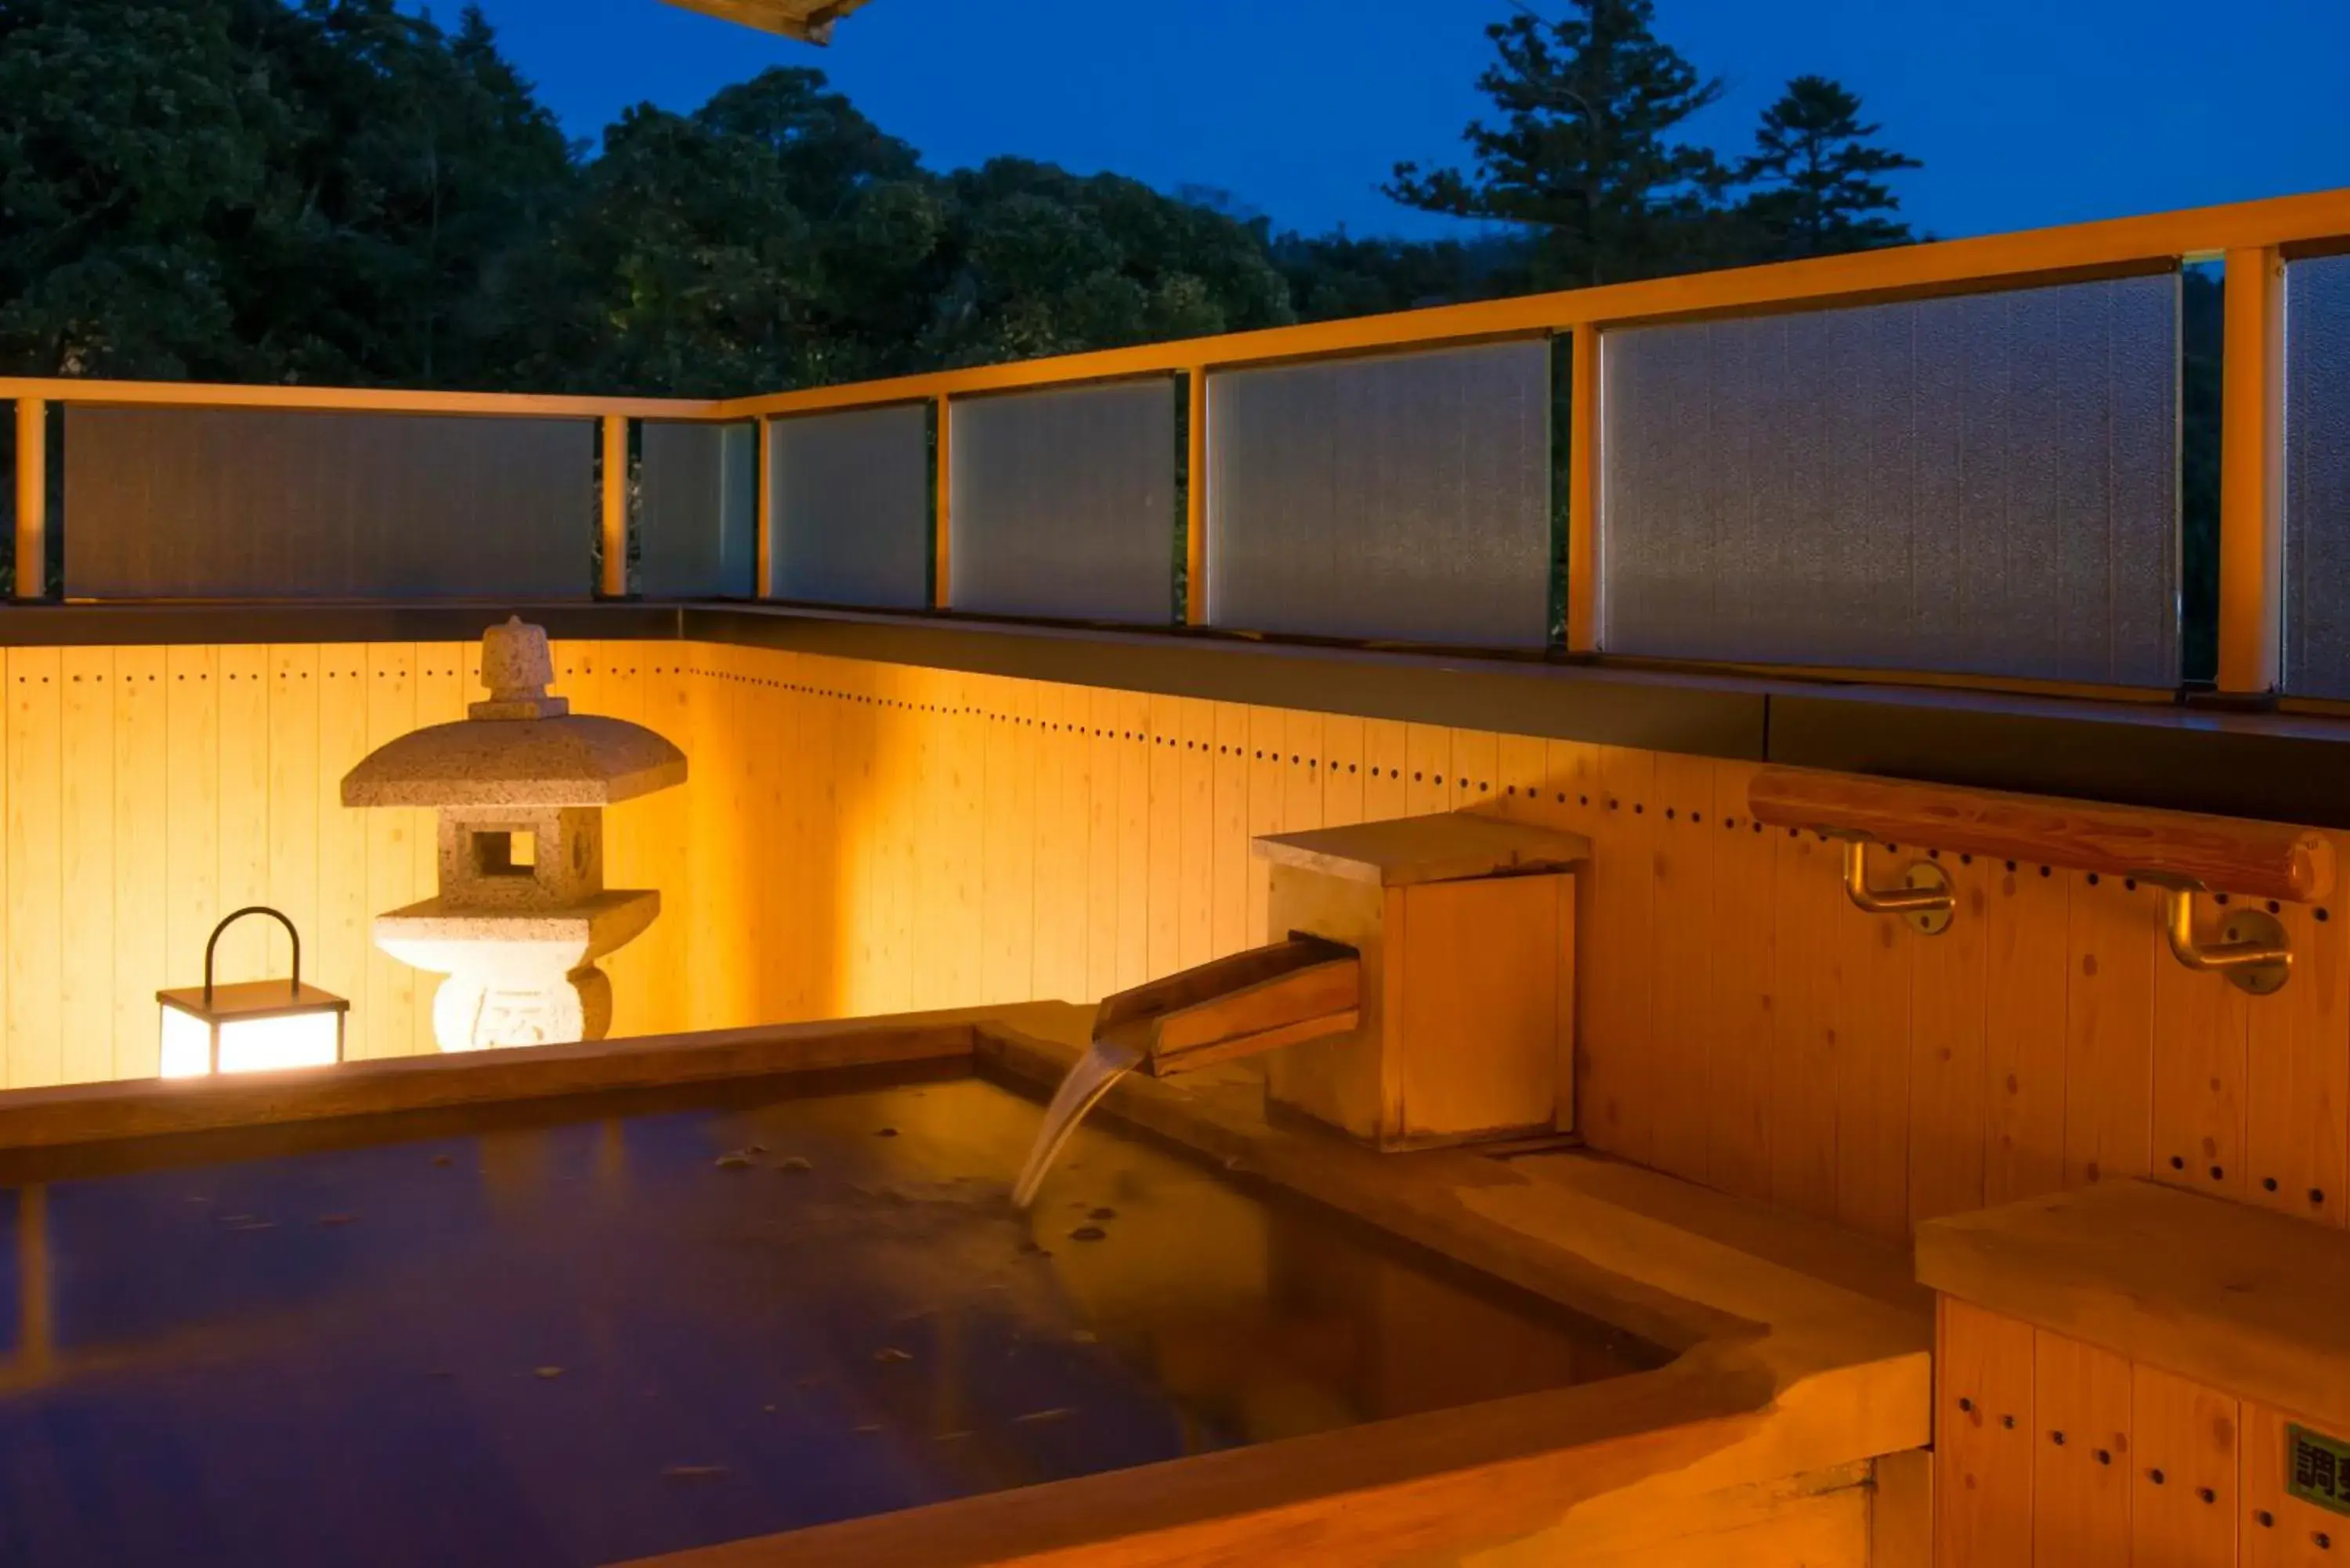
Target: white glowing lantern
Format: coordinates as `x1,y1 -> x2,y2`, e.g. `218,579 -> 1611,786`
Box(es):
157,907 -> 348,1078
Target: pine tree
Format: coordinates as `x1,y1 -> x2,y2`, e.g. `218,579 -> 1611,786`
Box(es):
1384,0 -> 1727,288
1735,75 -> 1918,261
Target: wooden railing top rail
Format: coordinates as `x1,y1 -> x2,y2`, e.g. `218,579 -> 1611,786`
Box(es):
1748,766 -> 2336,905
0,379 -> 725,422
5,186 -> 2346,427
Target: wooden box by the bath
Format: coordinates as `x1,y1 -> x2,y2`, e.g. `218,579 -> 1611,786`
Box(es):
1253,811 -> 1588,1149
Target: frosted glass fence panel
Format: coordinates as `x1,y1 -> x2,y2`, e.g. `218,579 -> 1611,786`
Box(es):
948,378 -> 1177,623
64,407 -> 593,600
1601,273 -> 2179,685
1206,339 -> 1553,648
2286,254 -> 2350,699
638,421 -> 757,598
767,404 -> 931,609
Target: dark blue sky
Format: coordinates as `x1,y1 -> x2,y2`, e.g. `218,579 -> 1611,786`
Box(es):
459,0 -> 2350,243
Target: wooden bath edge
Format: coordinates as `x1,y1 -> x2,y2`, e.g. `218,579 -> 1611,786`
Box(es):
0,1003 -> 1932,1566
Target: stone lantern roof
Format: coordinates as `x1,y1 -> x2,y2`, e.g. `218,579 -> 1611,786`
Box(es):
341,618 -> 686,808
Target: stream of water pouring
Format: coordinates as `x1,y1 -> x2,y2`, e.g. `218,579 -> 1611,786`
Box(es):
1010,1035 -> 1145,1209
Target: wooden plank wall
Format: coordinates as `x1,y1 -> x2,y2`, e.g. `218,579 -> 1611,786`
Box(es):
1936,1299 -> 2347,1568
5,634 -> 2348,1265
657,648 -> 2350,1249
0,639 -> 706,1082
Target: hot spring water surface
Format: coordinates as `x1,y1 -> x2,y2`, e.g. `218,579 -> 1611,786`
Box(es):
0,1070 -> 1663,1567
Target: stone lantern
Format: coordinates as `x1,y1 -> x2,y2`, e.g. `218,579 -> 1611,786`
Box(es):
342,618 -> 686,1052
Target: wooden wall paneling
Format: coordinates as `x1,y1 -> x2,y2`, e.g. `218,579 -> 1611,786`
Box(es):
2243,849 -> 2348,1227
1580,746 -> 1658,1165
1321,714 -> 1366,831
2243,1404 -> 2345,1568
407,645 -> 464,1053
2153,887 -> 2254,1199
2131,1362 -> 2241,1568
360,644 -> 418,1059
1113,688 -> 1151,991
57,648 -> 114,1087
2032,1328 -> 2135,1568
830,657 -> 875,1016
1936,1299 -> 2037,1567
111,646 -> 168,1079
851,657 -> 892,1016
683,641 -> 729,1029
1030,681 -> 1078,1003
875,661 -> 922,1015
986,677 -> 1039,1004
1244,706 -> 1285,952
1209,701 -> 1249,962
1646,750 -> 1716,1183
1085,685 -> 1123,1002
1404,721 -> 1451,817
313,645 -> 371,1058
593,641 -> 658,1037
1146,692 -> 1183,984
4,648 -> 60,1088
795,654 -> 844,1020
1770,829 -> 1843,1219
1494,733 -> 1546,825
1985,856 -> 2072,1205
739,646 -> 784,1023
212,645 -> 270,992
1284,710 -> 1326,929
1448,727 -> 1497,811
1909,850 -> 1991,1227
1362,718 -> 1408,823
724,643 -> 763,1024
635,644 -> 692,1033
1835,845 -> 1918,1241
2065,871 -> 2160,1188
1177,697 -> 1216,971
1705,761 -> 1777,1202
777,650 -> 809,1018
162,645 -> 222,1061
944,669 -> 988,1003
266,646 -> 320,1057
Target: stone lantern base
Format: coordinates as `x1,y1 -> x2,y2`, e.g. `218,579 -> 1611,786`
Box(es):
373,890 -> 659,1052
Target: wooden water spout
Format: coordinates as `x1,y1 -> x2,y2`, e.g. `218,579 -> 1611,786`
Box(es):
1010,937 -> 1361,1207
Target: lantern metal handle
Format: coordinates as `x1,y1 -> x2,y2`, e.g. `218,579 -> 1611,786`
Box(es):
204,906 -> 303,1004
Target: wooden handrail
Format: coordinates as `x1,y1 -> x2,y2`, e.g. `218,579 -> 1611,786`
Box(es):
1748,767 -> 2335,905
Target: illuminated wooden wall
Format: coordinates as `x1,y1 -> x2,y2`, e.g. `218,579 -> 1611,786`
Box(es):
661,642 -> 2350,1250
1935,1299 -> 2334,1566
5,637 -> 2345,1263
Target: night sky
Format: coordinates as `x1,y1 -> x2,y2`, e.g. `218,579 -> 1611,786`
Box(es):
457,0 -> 2350,243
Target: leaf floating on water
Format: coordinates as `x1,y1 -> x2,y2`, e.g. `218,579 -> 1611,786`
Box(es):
873,1347 -> 913,1364
747,1143 -> 768,1154
1068,1225 -> 1108,1242
777,1155 -> 813,1173
663,1464 -> 728,1480
534,1366 -> 566,1380
714,1152 -> 754,1170
1012,1407 -> 1074,1425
